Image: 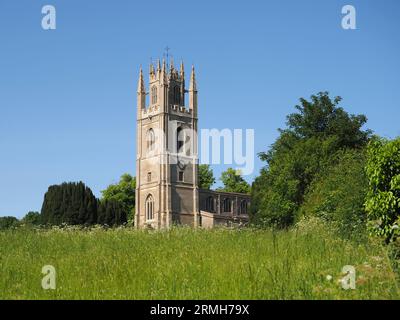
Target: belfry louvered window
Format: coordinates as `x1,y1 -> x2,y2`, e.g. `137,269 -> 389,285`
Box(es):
147,129 -> 155,152
151,86 -> 157,104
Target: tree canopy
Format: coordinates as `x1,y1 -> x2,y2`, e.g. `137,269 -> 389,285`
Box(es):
365,137 -> 400,242
101,174 -> 136,223
0,216 -> 19,230
97,199 -> 127,226
41,182 -> 98,225
252,92 -> 371,228
22,211 -> 41,226
40,181 -> 127,226
198,164 -> 216,190
218,168 -> 251,194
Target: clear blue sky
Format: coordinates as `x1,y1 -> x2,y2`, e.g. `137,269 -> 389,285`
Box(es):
1,0 -> 399,218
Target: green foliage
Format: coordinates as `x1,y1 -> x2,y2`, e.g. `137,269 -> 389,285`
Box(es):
0,225 -> 398,299
0,216 -> 19,230
300,149 -> 368,238
198,164 -> 216,190
40,181 -> 128,227
284,92 -> 370,147
21,211 -> 41,226
365,137 -> 400,242
252,92 -> 370,228
252,137 -> 339,227
218,168 -> 250,194
97,199 -> 127,226
41,182 -> 98,226
101,174 -> 136,223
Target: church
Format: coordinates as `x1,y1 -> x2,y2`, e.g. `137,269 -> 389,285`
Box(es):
135,58 -> 250,229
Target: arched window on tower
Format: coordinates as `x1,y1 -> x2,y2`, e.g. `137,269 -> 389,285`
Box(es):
151,86 -> 157,105
177,127 -> 184,154
174,86 -> 180,105
147,128 -> 155,152
145,194 -> 154,221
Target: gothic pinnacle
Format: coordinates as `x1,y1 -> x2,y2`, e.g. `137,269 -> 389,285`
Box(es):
189,65 -> 197,91
161,58 -> 167,83
137,66 -> 145,93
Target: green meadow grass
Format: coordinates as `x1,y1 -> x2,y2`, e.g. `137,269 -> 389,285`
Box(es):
0,220 -> 399,300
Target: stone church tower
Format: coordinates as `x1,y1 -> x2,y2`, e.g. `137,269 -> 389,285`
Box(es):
135,59 -> 199,229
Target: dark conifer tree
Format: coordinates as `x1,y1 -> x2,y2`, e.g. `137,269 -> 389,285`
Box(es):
41,182 -> 127,226
41,182 -> 97,226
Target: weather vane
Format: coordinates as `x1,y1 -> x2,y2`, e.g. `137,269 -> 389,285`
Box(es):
164,46 -> 172,68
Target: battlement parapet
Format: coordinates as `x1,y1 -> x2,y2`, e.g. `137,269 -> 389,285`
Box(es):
170,104 -> 192,115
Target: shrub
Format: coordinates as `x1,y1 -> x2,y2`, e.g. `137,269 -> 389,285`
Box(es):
365,137 -> 400,242
0,216 -> 19,230
101,174 -> 136,223
21,211 -> 41,226
300,149 -> 367,238
251,136 -> 346,228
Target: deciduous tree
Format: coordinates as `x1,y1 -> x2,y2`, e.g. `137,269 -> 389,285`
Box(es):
198,164 -> 216,190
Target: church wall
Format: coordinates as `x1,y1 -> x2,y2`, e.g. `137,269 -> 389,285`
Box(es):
199,189 -> 251,216
171,186 -> 195,216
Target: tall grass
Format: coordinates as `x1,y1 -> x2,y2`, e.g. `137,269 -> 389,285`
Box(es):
0,219 -> 398,300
